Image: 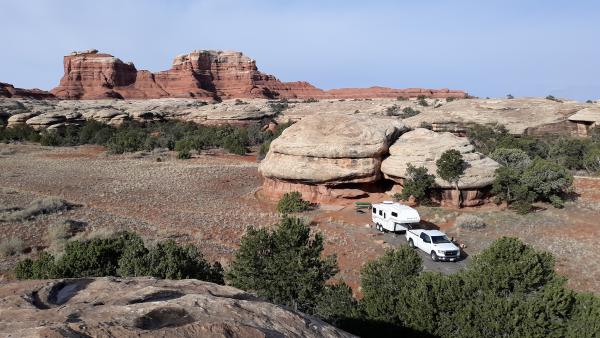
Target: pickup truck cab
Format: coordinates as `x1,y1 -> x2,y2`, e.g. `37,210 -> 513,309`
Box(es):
406,229 -> 461,262
372,201 -> 420,233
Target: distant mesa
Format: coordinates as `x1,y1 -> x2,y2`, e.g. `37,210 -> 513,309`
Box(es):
46,49 -> 468,100
0,82 -> 54,99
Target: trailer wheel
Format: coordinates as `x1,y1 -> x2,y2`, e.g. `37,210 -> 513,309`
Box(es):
408,239 -> 415,248
431,251 -> 439,262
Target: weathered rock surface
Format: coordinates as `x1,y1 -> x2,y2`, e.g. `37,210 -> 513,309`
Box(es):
0,277 -> 353,338
259,114 -> 407,202
382,128 -> 499,189
50,49 -> 466,100
404,97 -> 588,134
381,128 -> 499,206
0,82 -> 55,100
260,114 -> 407,184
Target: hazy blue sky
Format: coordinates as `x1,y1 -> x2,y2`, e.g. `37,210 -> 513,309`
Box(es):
1,0 -> 599,100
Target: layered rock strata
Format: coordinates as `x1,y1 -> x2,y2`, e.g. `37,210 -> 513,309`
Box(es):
50,49 -> 467,100
259,114 -> 408,202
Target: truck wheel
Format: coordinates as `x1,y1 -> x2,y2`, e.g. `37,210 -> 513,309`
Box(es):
408,239 -> 415,248
431,251 -> 439,262
376,223 -> 381,232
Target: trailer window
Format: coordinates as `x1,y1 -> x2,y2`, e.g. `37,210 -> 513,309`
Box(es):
379,210 -> 382,216
391,212 -> 398,217
372,208 -> 377,214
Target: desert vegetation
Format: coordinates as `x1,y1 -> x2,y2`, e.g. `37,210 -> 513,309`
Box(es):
0,119 -> 292,157
466,123 -> 600,212
276,191 -> 312,214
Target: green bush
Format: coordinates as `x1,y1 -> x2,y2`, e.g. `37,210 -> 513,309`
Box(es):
400,107 -> 421,118
436,149 -> 466,206
177,148 -> 191,159
548,138 -> 590,170
314,282 -> 360,330
106,127 -> 148,154
416,95 -> 429,107
522,158 -> 573,204
117,239 -> 224,283
226,216 -> 337,313
0,124 -> 40,143
583,145 -> 600,174
490,148 -> 531,170
15,231 -> 223,283
276,191 -> 311,213
397,164 -> 435,203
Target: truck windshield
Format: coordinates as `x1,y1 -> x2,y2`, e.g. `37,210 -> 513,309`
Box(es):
431,236 -> 451,244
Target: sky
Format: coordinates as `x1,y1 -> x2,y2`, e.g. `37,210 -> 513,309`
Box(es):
1,0 -> 599,100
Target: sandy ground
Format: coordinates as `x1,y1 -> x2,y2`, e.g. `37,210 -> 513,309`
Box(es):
1,144 -> 599,295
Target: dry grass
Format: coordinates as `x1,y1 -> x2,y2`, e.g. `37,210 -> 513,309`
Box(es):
455,214 -> 486,230
0,237 -> 25,257
0,196 -> 72,222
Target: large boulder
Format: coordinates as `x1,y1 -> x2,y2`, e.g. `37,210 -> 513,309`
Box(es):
0,277 -> 353,338
260,114 -> 407,185
381,128 -> 499,206
259,114 -> 407,202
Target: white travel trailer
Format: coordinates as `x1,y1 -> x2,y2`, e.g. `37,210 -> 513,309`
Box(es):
371,201 -> 420,232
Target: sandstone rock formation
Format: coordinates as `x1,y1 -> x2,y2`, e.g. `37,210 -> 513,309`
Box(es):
50,49 -> 467,100
259,114 -> 408,202
403,97 -> 588,134
0,277 -> 353,338
381,128 -> 499,206
0,82 -> 54,99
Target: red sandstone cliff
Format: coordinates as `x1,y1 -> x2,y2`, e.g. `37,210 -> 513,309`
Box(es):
49,49 -> 468,100
0,82 -> 55,99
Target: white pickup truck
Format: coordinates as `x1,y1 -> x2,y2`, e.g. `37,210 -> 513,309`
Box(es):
371,201 -> 420,232
406,229 -> 461,262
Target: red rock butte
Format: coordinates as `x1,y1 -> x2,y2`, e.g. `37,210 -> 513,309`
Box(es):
49,49 -> 467,100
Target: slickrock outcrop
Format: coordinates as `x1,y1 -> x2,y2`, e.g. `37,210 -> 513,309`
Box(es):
325,86 -> 466,99
0,82 -> 54,99
403,97 -> 588,134
50,49 -> 466,100
0,277 -> 353,338
381,128 -> 499,206
259,114 -> 408,202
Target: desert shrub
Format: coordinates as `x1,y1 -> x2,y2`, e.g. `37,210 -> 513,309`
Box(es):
521,158 -> 573,206
39,130 -> 64,146
223,133 -> 247,155
396,96 -> 407,101
16,231 -> 223,283
226,216 -> 337,313
546,95 -> 562,102
176,148 -> 191,159
0,196 -> 72,222
117,239 -> 224,283
314,282 -> 360,330
302,98 -> 319,103
106,127 -> 148,154
385,105 -> 400,116
455,214 -> 486,229
360,246 -> 422,323
400,107 -> 421,118
47,220 -> 74,254
0,237 -> 25,257
0,124 -> 40,143
436,149 -> 466,206
583,145 -> 600,174
276,191 -> 311,214
270,101 -> 289,114
416,95 -> 429,107
446,97 -> 456,102
14,251 -> 56,279
465,123 -> 510,155
397,164 -> 435,203
506,94 -> 514,99
234,99 -> 248,105
490,148 -> 531,170
548,138 -> 590,170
